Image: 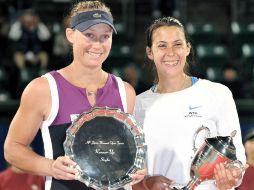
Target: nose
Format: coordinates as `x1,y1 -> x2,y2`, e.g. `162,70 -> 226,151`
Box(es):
91,40 -> 102,49
166,46 -> 175,56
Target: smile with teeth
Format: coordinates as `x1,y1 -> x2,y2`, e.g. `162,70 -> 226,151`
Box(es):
87,51 -> 103,58
163,60 -> 179,66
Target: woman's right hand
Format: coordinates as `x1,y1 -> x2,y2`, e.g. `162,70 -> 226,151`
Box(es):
51,156 -> 79,180
145,175 -> 175,190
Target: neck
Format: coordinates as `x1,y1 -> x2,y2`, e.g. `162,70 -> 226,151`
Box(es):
156,74 -> 190,93
62,63 -> 107,90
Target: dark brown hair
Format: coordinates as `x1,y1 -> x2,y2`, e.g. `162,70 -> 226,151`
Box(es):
145,17 -> 196,83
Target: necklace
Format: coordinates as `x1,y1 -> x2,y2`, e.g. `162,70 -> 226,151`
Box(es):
87,90 -> 97,96
86,72 -> 107,106
156,74 -> 188,93
86,90 -> 97,107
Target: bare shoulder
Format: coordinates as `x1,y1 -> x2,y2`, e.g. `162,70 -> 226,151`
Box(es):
123,81 -> 136,114
20,76 -> 51,118
124,81 -> 136,95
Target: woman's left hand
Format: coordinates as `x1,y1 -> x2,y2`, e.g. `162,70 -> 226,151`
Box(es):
214,162 -> 247,190
131,169 -> 147,185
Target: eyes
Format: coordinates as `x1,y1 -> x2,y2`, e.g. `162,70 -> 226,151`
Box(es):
83,32 -> 111,43
157,41 -> 184,49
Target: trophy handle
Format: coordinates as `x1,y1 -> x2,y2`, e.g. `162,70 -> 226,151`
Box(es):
230,130 -> 237,138
183,177 -> 199,190
226,160 -> 245,172
225,160 -> 245,187
192,125 -> 211,153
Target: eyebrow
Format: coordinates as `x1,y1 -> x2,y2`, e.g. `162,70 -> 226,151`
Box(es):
156,41 -> 167,44
158,39 -> 184,43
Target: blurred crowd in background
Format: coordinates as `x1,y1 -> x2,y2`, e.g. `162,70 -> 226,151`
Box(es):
0,0 -> 254,100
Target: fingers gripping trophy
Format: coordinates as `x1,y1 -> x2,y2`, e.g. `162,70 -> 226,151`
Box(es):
64,107 -> 146,190
172,126 -> 245,190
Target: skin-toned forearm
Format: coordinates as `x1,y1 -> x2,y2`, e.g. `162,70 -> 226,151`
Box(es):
4,142 -> 53,176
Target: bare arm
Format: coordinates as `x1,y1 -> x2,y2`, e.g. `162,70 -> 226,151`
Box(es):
123,81 -> 148,185
124,81 -> 136,114
4,77 -> 53,176
4,77 -> 77,180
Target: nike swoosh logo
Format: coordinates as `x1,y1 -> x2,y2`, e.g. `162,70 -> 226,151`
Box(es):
189,106 -> 202,110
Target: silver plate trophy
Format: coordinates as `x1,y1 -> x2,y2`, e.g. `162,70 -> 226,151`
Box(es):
64,107 -> 146,190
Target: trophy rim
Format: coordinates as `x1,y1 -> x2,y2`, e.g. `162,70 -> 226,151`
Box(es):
63,106 -> 146,189
205,138 -> 236,161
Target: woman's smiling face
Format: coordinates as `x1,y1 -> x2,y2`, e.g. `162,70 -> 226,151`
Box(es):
147,26 -> 190,77
68,23 -> 113,68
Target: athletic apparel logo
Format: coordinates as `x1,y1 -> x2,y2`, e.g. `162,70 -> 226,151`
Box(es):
185,105 -> 203,118
93,13 -> 102,18
189,105 -> 202,110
